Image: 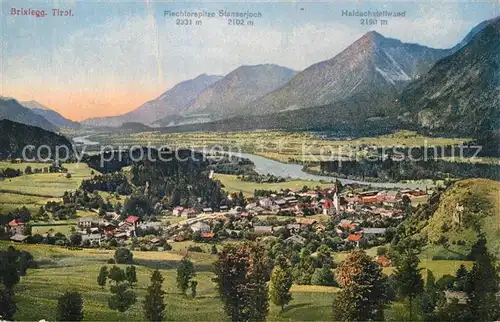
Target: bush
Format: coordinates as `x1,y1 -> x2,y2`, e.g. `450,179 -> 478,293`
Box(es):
114,247 -> 134,264
311,266 -> 335,286
435,274 -> 456,290
107,258 -> 116,264
187,245 -> 204,253
376,246 -> 387,256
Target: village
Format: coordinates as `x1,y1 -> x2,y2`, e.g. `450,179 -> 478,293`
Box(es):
7,183 -> 429,264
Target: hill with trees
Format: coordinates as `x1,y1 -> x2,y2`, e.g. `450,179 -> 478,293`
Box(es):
394,179 -> 500,259
0,119 -> 72,160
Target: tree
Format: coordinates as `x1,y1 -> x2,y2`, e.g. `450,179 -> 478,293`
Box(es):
126,265 -> 138,287
176,257 -> 195,294
143,270 -> 166,322
332,249 -> 389,321
419,269 -> 440,321
70,233 -> 82,246
108,265 -> 126,285
454,264 -> 468,291
108,283 -> 136,313
213,242 -> 270,322
269,265 -> 293,311
56,290 -> 84,321
465,237 -> 499,321
97,266 -> 109,289
376,246 -> 387,256
0,285 -> 16,320
393,251 -> 424,320
114,247 -> 134,264
311,266 -> 335,286
0,246 -> 21,292
190,280 -> 198,299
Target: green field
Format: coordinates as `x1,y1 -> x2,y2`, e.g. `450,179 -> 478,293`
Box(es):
0,162 -> 95,215
1,241 -> 475,321
2,243 -> 335,321
214,173 -> 335,196
0,193 -> 52,214
0,163 -> 94,197
88,130 -> 471,163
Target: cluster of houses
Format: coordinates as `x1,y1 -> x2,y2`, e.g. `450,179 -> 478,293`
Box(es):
7,185 -> 429,257
75,213 -> 152,245
165,186 -> 428,248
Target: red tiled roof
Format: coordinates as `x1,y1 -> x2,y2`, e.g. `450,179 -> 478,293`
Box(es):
8,219 -> 24,227
376,256 -> 392,267
347,234 -> 362,242
125,215 -> 139,224
359,196 -> 380,204
201,233 -> 215,238
324,199 -> 333,209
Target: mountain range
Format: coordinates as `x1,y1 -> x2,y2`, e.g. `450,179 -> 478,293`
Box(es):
2,16 -> 498,143
82,74 -> 223,127
244,31 -> 453,117
399,17 -> 500,153
84,23 -> 483,128
20,100 -> 80,129
153,64 -> 297,126
149,17 -> 499,142
0,98 -> 58,132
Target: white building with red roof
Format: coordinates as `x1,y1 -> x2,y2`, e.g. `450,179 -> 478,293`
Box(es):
8,219 -> 25,235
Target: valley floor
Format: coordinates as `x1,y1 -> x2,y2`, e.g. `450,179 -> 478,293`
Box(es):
2,242 -> 473,321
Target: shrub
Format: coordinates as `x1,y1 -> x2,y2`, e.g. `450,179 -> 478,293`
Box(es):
376,246 -> 387,256
107,258 -> 116,264
187,246 -> 204,253
114,248 -> 134,264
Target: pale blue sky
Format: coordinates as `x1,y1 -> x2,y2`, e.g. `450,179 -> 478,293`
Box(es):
1,0 -> 498,120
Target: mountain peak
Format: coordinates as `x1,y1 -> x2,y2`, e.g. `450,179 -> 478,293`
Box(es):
20,100 -> 50,110
359,30 -> 387,44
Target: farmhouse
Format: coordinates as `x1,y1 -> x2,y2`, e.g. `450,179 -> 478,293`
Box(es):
253,225 -> 273,235
376,255 -> 392,267
190,221 -> 210,233
173,206 -> 184,217
78,217 -> 95,228
8,219 -> 25,235
82,233 -> 103,245
362,227 -> 387,237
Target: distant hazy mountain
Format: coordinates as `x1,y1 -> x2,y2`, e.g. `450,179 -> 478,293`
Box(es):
155,64 -> 297,126
0,98 -> 58,132
0,119 -> 72,160
82,74 -> 223,127
244,31 -> 451,117
399,17 -> 500,153
20,100 -> 80,129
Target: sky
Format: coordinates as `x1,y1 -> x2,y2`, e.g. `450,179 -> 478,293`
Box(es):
1,0 -> 499,121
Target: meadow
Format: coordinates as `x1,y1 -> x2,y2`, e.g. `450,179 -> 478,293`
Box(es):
4,242 -> 335,321
0,162 -> 94,197
0,162 -> 95,216
88,130 -> 471,163
1,242 -> 474,321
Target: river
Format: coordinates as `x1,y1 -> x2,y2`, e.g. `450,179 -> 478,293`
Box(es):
230,152 -> 430,189
73,135 -> 431,189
